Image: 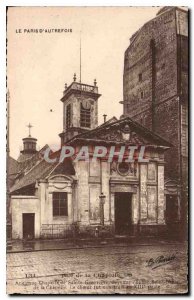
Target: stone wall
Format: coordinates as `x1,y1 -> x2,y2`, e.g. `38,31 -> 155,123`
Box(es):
155,96 -> 180,180
75,160 -> 90,223
123,7 -> 178,124
63,94 -> 98,131
123,7 -> 188,186
11,196 -> 40,239
11,159 -> 167,238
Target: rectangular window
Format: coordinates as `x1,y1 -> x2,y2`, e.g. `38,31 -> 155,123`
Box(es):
66,104 -> 71,129
80,103 -> 91,128
138,73 -> 142,82
53,192 -> 68,217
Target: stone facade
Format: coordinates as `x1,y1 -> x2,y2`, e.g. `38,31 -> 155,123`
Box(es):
123,7 -> 188,178
11,147 -> 169,239
59,81 -> 100,144
11,196 -> 40,239
123,7 -> 188,234
9,8 -> 186,240
10,106 -> 172,239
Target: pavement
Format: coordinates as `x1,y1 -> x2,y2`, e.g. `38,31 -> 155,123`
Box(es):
6,242 -> 188,294
7,236 -> 183,253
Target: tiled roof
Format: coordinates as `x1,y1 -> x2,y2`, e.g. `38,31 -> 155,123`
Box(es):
8,156 -> 22,187
49,159 -> 75,176
16,144 -> 50,175
8,156 -> 21,176
10,144 -> 55,193
10,154 -> 76,193
10,159 -> 55,193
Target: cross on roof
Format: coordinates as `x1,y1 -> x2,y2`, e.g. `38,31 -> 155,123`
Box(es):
27,123 -> 33,137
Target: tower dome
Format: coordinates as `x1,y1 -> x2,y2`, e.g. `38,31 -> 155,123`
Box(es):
17,123 -> 37,162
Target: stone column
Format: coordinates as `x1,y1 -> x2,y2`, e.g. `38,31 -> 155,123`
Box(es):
132,189 -> 139,224
158,164 -> 165,224
101,161 -> 110,223
68,192 -> 73,223
72,181 -> 78,223
76,160 -> 89,224
110,193 -> 115,224
139,163 -> 148,223
40,182 -> 46,225
47,192 -> 53,224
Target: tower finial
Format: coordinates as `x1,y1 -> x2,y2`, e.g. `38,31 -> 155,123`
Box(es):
27,123 -> 33,137
94,79 -> 97,86
73,73 -> 76,82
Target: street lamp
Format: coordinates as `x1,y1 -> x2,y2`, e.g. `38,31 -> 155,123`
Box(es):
99,192 -> 106,226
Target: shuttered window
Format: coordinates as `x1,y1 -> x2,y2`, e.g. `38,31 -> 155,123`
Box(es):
66,104 -> 71,129
80,103 -> 91,128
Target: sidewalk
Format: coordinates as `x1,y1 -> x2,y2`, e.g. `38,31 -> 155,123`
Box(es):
7,236 -> 183,253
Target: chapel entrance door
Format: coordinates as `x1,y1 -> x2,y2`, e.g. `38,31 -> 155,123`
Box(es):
115,192 -> 132,235
23,213 -> 35,239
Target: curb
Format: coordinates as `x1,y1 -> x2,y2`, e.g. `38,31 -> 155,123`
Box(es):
7,240 -> 184,254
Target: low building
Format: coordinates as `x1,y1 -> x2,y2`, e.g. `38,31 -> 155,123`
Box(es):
9,79 -> 174,240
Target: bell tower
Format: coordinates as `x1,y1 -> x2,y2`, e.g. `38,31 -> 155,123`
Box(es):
59,74 -> 101,145
17,123 -> 38,162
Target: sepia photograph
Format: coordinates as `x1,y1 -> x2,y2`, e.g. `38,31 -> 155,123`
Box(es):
6,5 -> 188,295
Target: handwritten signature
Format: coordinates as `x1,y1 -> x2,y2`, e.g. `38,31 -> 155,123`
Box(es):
146,254 -> 176,269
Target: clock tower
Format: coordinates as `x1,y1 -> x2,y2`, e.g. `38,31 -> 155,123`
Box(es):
59,74 -> 101,145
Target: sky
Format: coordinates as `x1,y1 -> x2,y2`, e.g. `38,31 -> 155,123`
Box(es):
7,6 -> 160,159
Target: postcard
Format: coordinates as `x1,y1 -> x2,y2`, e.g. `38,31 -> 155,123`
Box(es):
6,6 -> 188,294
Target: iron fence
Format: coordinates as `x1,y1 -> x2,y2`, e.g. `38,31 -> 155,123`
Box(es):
40,223 -> 114,239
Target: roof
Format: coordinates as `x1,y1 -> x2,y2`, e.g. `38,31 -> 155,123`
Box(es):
10,157 -> 76,194
8,156 -> 21,176
10,144 -> 52,193
68,116 -> 172,148
10,117 -> 172,193
10,159 -> 54,193
97,116 -> 118,128
8,156 -> 22,188
14,144 -> 49,177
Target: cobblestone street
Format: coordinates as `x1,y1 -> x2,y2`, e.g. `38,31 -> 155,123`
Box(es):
7,242 -> 188,294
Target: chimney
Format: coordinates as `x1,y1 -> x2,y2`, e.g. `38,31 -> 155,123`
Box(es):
103,114 -> 107,123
